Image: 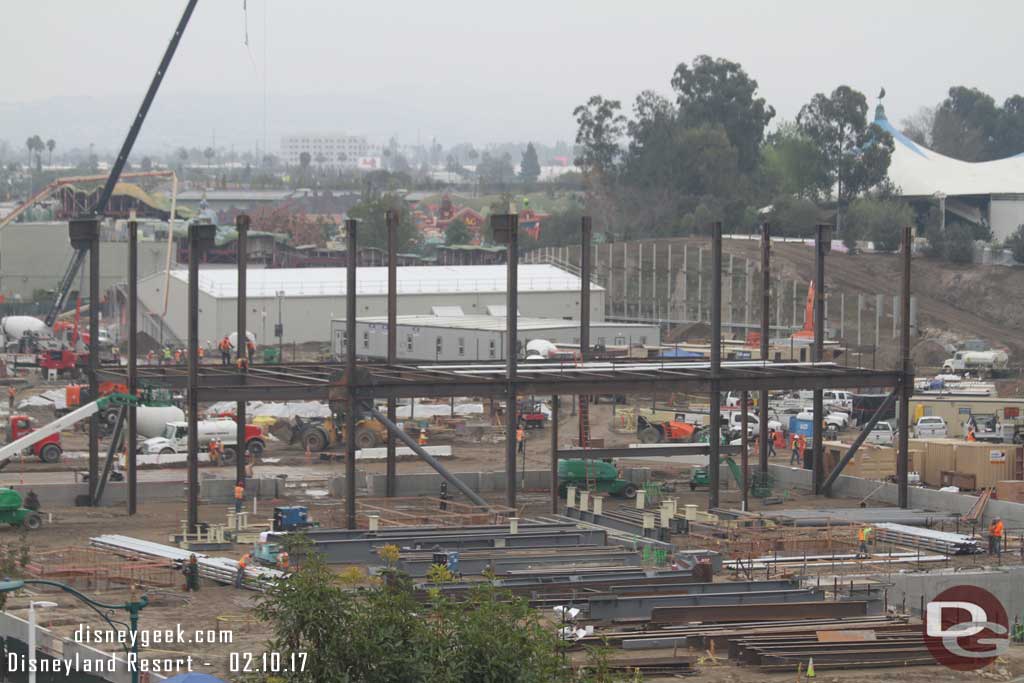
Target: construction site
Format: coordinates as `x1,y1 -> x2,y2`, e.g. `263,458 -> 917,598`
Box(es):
5,4 -> 1024,683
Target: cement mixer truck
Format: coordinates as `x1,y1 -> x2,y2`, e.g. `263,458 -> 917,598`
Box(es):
942,349 -> 1009,377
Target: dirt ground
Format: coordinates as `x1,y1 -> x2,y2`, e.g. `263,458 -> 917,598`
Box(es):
4,399 -> 1024,681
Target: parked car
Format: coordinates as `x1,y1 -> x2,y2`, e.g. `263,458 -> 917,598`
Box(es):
913,416 -> 948,439
864,421 -> 895,446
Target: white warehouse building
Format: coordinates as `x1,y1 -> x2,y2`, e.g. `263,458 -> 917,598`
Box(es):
134,264 -> 605,346
331,315 -> 660,362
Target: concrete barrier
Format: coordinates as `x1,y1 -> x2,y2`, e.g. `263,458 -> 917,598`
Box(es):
365,469 -> 553,497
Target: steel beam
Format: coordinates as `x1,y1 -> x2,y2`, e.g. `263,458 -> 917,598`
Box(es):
709,222 -> 722,509
369,408 -> 488,508
590,589 -> 821,621
127,219 -> 138,515
650,600 -> 865,625
557,444 -> 739,460
236,213 -> 249,486
821,390 -> 898,494
88,221 -> 100,502
550,394 -> 559,513
186,221 -> 214,532
580,217 -> 592,358
492,213 -> 520,509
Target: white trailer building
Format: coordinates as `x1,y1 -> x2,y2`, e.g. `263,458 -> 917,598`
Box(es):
331,315 -> 660,362
135,264 -> 604,345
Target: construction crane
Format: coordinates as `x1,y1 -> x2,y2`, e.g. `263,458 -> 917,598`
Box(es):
43,0 -> 199,328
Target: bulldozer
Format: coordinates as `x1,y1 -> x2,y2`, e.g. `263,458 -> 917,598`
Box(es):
290,413 -> 387,451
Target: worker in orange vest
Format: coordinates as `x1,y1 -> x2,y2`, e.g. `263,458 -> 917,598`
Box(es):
236,355 -> 249,370
219,336 -> 232,366
234,480 -> 245,513
989,517 -> 1004,556
146,349 -> 155,365
235,551 -> 250,588
418,429 -> 428,447
516,423 -> 526,456
967,426 -> 977,442
6,386 -> 15,412
277,550 -> 290,573
208,439 -> 222,466
857,526 -> 873,558
246,338 -> 256,363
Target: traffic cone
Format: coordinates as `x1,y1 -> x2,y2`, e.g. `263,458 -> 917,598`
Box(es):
806,657 -> 815,678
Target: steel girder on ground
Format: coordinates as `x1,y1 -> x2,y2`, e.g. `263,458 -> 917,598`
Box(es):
100,359 -> 906,403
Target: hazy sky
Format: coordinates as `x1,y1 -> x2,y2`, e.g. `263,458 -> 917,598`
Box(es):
1,1 -> 1020,154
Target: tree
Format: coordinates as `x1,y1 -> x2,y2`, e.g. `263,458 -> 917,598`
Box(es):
299,151 -> 311,170
203,147 -> 215,166
900,106 -> 935,147
255,551 -> 570,683
444,218 -> 472,245
997,95 -> 1024,158
930,86 -> 999,161
797,86 -> 894,226
520,142 -> 541,183
572,95 -> 626,178
842,198 -> 913,252
767,195 -> 822,238
346,193 -> 420,251
45,139 -> 55,165
1005,224 -> 1024,264
761,121 -> 831,200
477,151 -> 515,188
670,55 -> 775,172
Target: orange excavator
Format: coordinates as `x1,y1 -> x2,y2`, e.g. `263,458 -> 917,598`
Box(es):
791,281 -> 815,341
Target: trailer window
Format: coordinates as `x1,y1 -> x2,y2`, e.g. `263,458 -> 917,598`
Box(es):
362,330 -> 370,349
488,340 -> 497,359
406,334 -> 414,352
458,337 -> 465,357
436,337 -> 443,356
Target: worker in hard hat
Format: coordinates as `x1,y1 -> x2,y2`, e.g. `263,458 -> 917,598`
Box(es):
418,429 -> 428,447
989,517 -> 1004,556
183,553 -> 200,592
966,425 -> 977,442
219,335 -> 233,366
857,526 -> 873,558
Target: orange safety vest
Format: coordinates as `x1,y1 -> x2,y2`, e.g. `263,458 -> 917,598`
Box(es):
220,338 -> 231,351
516,428 -> 525,443
239,554 -> 249,569
278,552 -> 289,570
967,428 -> 977,442
991,521 -> 1004,538
6,387 -> 14,399
234,485 -> 245,500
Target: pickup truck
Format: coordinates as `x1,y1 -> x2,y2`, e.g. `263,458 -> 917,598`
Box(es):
795,410 -> 850,438
864,421 -> 895,446
913,416 -> 948,438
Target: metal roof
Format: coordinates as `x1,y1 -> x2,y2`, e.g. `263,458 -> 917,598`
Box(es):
170,264 -> 602,298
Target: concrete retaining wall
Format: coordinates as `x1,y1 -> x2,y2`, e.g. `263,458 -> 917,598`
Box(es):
887,566 -> 1024,620
768,463 -> 1024,528
19,476 -> 283,510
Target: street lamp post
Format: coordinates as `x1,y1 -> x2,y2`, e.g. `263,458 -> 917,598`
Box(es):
28,600 -> 58,683
0,579 -> 148,683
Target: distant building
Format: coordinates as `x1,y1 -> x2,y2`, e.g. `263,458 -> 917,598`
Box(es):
280,133 -> 382,167
876,104 -> 1024,241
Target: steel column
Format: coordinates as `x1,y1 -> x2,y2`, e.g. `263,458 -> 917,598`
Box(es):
898,225 -> 913,508
505,215 -> 519,509
127,219 -> 138,515
186,222 -> 213,533
235,214 -> 249,486
580,217 -> 592,358
550,395 -> 559,513
345,219 -> 358,528
812,225 -> 828,492
740,391 -> 749,511
386,209 -> 398,496
88,226 -> 100,501
759,223 -> 770,476
709,222 -> 722,509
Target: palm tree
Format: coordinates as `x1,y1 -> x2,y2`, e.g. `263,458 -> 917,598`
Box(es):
25,137 -> 33,165
46,139 -> 55,165
203,147 -> 215,167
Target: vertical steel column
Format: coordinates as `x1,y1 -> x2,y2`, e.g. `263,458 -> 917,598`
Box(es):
758,223 -> 770,475
580,217 -> 592,359
127,219 -> 138,515
345,219 -> 358,528
235,214 -> 249,486
550,395 -> 559,513
898,225 -> 913,508
709,222 -> 722,510
812,224 -> 829,492
385,210 -> 398,496
88,226 -> 100,500
186,222 -> 213,532
740,391 -> 749,512
504,215 -> 520,509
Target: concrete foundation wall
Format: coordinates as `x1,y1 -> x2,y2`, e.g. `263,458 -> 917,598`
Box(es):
887,566 -> 1024,619
20,476 -> 282,509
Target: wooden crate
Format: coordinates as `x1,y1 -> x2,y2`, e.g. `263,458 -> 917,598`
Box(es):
996,480 -> 1024,503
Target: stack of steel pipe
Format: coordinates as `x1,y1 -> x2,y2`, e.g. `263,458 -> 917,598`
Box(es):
873,523 -> 981,555
91,534 -> 283,589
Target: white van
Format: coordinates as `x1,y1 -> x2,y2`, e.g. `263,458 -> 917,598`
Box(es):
913,416 -> 948,438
